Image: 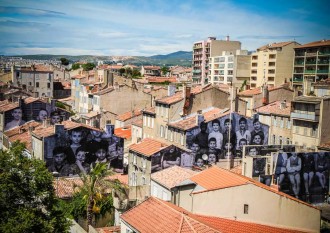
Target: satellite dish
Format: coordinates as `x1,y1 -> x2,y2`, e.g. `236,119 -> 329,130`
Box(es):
202,154 -> 208,161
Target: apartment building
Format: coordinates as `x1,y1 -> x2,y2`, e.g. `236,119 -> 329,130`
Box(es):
140,66 -> 161,77
12,64 -> 54,98
313,78 -> 330,97
255,100 -> 292,145
291,95 -> 330,149
250,41 -> 300,88
292,40 -> 330,96
192,37 -> 241,84
208,50 -> 251,88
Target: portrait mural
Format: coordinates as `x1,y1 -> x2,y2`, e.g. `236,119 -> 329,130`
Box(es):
272,151 -> 329,204
185,112 -> 269,165
243,144 -> 296,158
252,157 -> 271,186
45,124 -> 124,177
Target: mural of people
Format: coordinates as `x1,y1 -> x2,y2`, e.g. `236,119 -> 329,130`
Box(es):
194,121 -> 209,152
36,108 -> 48,122
286,153 -> 302,199
253,157 -> 271,186
47,146 -> 71,176
208,119 -> 223,149
250,119 -> 264,145
91,144 -> 109,169
315,152 -> 328,193
223,118 -> 236,149
151,152 -> 162,172
69,146 -> 90,176
162,147 -> 181,169
251,131 -> 264,146
65,128 -> 85,164
302,153 -> 315,197
274,151 -> 288,189
4,107 -> 26,131
50,110 -> 63,124
235,117 -> 251,150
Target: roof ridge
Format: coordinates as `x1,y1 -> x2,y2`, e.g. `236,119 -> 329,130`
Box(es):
177,214 -> 185,233
182,214 -> 197,233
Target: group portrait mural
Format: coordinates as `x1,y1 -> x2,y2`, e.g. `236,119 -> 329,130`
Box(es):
45,124 -> 125,177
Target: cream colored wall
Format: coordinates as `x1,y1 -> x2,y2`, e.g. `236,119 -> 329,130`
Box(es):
242,156 -> 254,177
32,136 -> 43,160
210,40 -> 241,57
150,180 -> 171,201
320,99 -> 330,144
177,184 -> 195,211
192,184 -> 320,232
275,44 -> 296,86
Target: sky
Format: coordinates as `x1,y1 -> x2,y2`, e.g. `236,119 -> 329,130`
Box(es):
0,0 -> 329,56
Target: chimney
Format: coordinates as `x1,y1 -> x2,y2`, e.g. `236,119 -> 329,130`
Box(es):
168,84 -> 176,96
262,85 -> 269,105
226,35 -> 230,41
182,83 -> 191,116
280,100 -> 287,109
196,110 -> 204,126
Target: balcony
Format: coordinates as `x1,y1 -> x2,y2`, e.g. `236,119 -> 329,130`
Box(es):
193,69 -> 201,74
318,60 -> 329,64
293,77 -> 303,82
294,61 -> 304,66
317,69 -> 329,74
305,61 -> 316,65
304,70 -> 316,74
291,112 -> 319,122
306,52 -> 317,56
318,51 -> 330,56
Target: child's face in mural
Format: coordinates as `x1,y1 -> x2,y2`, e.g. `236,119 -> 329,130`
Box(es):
224,142 -> 233,151
38,110 -> 48,121
51,115 -> 61,124
253,121 -> 261,131
191,143 -> 200,153
225,121 -> 231,131
71,131 -> 82,145
239,120 -> 246,130
108,143 -> 117,159
117,147 -> 124,159
12,109 -> 22,120
209,141 -> 216,149
239,140 -> 247,149
212,123 -> 220,132
249,148 -> 257,156
196,158 -> 204,167
96,148 -> 107,161
92,130 -> 102,138
76,151 -> 86,162
253,135 -> 262,145
208,154 -> 217,164
54,153 -> 66,165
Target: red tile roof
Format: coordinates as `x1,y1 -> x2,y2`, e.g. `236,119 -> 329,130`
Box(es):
142,106 -> 156,115
116,109 -> 142,122
129,138 -> 170,157
318,141 -> 330,151
295,39 -> 330,49
255,101 -> 291,116
95,226 -> 120,233
143,66 -> 161,70
0,102 -> 18,112
168,108 -> 230,131
114,125 -> 132,139
23,97 -> 47,104
238,84 -> 292,97
188,166 -> 317,209
131,119 -> 143,127
105,174 -> 129,186
147,77 -> 177,83
32,120 -> 101,138
257,41 -> 297,51
121,197 -> 306,233
151,166 -> 197,189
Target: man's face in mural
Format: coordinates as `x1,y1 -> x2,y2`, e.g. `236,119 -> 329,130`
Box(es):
239,120 -> 246,130
225,121 -> 231,131
38,110 -> 48,121
12,109 -> 23,121
208,154 -> 217,164
51,115 -> 61,124
96,148 -> 107,161
249,148 -> 257,156
54,153 -> 66,165
239,140 -> 247,150
253,121 -> 261,131
71,131 -> 82,145
108,143 -> 117,160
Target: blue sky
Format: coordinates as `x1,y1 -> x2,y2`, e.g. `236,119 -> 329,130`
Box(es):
0,0 -> 329,56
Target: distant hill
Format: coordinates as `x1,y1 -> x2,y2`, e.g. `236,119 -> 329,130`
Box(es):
15,51 -> 193,67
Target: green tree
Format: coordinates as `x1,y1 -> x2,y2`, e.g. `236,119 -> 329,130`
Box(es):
132,69 -> 141,78
60,58 -> 69,66
0,142 -> 71,233
161,66 -> 170,76
82,63 -> 96,71
119,68 -> 126,76
71,63 -> 81,70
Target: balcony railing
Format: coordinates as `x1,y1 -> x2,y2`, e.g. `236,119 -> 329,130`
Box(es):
305,61 -> 316,65
304,70 -> 316,74
293,77 -> 303,82
318,60 -> 329,64
294,62 -> 304,65
318,51 -> 330,55
193,69 -> 201,74
317,69 -> 329,74
306,52 -> 317,56
291,112 -> 318,121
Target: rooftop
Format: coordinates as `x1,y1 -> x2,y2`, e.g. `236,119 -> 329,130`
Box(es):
129,138 -> 170,157
295,39 -> 330,49
142,106 -> 156,115
257,41 -> 298,51
147,77 -> 177,83
121,197 -> 306,233
131,119 -> 143,128
255,101 -> 291,117
151,166 -> 197,189
292,95 -> 330,103
238,84 -> 292,97
313,78 -> 330,86
116,109 -> 142,122
114,125 -> 132,139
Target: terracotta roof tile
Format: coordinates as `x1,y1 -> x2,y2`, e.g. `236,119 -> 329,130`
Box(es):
104,174 -> 129,186
129,138 -> 170,157
114,125 -> 131,139
131,119 -> 143,127
255,101 -> 291,116
0,102 -> 19,112
295,39 -> 330,49
188,166 -> 317,209
168,108 -> 230,131
151,166 -> 198,189
143,66 -> 161,70
238,84 -> 292,97
318,141 -> 330,150
142,106 -> 156,115
32,120 -> 101,138
116,109 -> 142,122
80,111 -> 100,119
121,197 -> 306,233
23,97 -> 47,104
147,77 -> 177,83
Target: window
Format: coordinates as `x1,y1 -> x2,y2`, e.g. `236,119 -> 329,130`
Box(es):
143,116 -> 147,126
180,133 -> 184,145
47,83 -> 51,89
170,130 -> 174,141
131,172 -> 137,186
133,154 -> 137,164
273,135 -> 276,144
286,138 -> 290,145
160,125 -> 164,137
165,126 -> 168,139
151,118 -> 154,128
244,204 -> 249,214
36,82 -> 39,88
312,125 -> 318,137
280,117 -> 284,128
142,158 -> 146,168
142,177 -> 146,185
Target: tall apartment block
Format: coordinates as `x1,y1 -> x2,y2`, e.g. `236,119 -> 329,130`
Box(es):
250,41 -> 300,88
192,36 -> 241,84
208,50 -> 251,88
292,40 -> 330,96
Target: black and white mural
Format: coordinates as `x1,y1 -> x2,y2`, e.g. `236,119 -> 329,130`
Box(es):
45,124 -> 124,177
273,152 -> 329,203
185,113 -> 269,164
243,144 -> 296,158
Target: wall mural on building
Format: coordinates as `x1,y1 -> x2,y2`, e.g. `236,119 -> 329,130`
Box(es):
45,124 -> 124,177
252,157 -> 271,186
273,152 -> 329,204
243,144 -> 296,157
4,100 -> 70,131
185,112 -> 269,165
